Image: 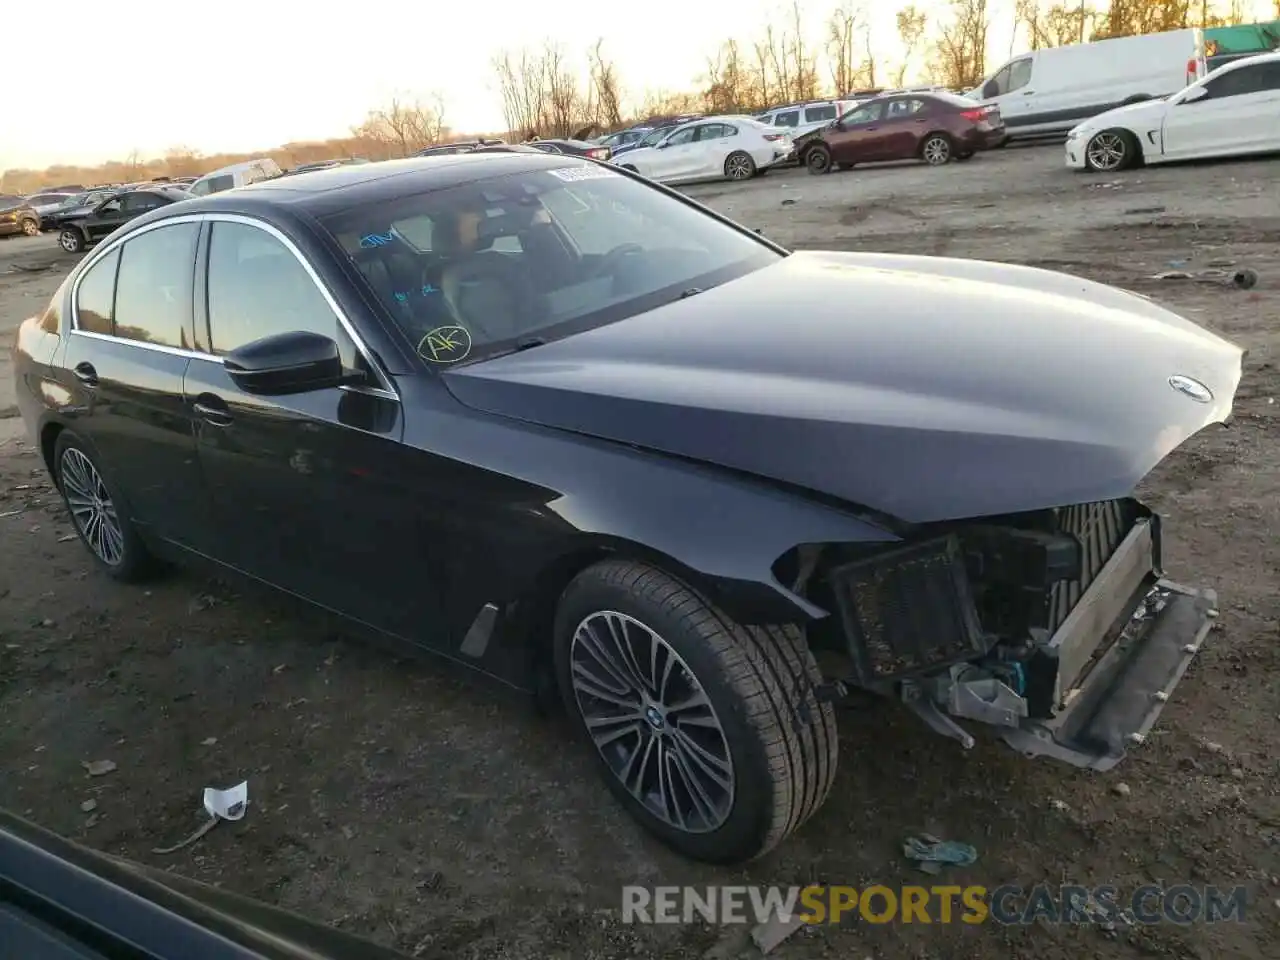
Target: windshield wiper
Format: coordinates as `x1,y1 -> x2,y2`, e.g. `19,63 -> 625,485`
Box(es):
460,336 -> 547,365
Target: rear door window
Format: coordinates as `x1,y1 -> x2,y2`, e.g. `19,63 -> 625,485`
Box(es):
113,223 -> 199,348
75,248 -> 120,335
804,105 -> 837,123
773,110 -> 800,127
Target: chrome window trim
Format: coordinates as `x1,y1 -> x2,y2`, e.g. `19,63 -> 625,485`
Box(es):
69,212 -> 400,401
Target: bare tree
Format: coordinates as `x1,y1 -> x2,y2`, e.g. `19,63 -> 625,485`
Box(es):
826,1 -> 861,94
704,39 -> 752,114
351,96 -> 446,158
163,146 -> 203,177
588,40 -> 624,130
894,5 -> 929,86
933,0 -> 991,89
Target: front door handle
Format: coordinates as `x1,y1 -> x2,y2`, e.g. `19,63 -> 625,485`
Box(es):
192,395 -> 233,426
73,362 -> 98,387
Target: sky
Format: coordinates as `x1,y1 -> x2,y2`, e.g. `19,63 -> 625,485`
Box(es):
3,0 -> 1275,171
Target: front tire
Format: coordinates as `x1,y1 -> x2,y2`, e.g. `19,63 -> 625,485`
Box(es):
1084,129 -> 1139,172
59,228 -> 86,253
805,144 -> 833,175
724,150 -> 756,181
53,431 -> 155,582
21,217 -> 40,237
554,559 -> 838,864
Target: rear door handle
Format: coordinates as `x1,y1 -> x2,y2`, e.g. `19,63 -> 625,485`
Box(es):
73,362 -> 98,387
192,394 -> 233,426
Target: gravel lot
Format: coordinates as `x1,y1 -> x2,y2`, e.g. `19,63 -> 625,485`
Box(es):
1,144 -> 1278,960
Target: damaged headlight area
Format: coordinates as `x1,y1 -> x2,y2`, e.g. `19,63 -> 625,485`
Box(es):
781,498 -> 1219,771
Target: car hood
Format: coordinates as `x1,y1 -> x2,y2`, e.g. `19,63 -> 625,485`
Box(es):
1071,99 -> 1168,135
443,251 -> 1243,524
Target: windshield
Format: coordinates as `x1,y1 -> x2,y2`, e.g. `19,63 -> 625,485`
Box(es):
321,162 -> 779,366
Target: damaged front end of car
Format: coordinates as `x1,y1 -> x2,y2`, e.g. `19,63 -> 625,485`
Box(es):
791,496 -> 1217,771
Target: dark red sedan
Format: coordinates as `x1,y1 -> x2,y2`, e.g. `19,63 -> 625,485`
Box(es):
795,92 -> 1005,173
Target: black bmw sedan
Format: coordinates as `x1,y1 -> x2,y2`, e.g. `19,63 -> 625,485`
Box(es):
11,153 -> 1242,864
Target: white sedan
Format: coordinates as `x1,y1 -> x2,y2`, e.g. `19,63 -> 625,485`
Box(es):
614,116 -> 792,184
1066,51 -> 1280,172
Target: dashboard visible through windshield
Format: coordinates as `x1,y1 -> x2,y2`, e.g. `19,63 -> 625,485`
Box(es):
321,162 -> 778,366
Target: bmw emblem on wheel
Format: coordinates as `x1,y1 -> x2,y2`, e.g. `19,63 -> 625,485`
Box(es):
1168,375 -> 1213,403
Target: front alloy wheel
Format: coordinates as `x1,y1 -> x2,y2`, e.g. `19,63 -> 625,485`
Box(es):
59,228 -> 85,253
1085,130 -> 1134,172
21,218 -> 39,236
555,559 -> 838,864
570,611 -> 735,833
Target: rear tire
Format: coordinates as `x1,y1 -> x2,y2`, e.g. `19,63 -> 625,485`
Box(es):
805,144 -> 832,175
554,559 -> 839,864
724,150 -> 756,181
921,133 -> 953,165
53,431 -> 157,582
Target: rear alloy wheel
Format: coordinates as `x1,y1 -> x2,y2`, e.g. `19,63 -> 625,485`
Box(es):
921,134 -> 953,165
1085,130 -> 1137,172
54,432 -> 155,582
21,217 -> 40,236
805,145 -> 833,175
59,228 -> 85,253
555,559 -> 838,864
724,151 -> 756,181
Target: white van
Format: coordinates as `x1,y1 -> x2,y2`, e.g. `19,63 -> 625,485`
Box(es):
968,28 -> 1207,139
188,158 -> 283,197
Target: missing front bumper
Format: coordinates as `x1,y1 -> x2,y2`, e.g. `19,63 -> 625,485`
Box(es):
895,514 -> 1218,771
1002,578 -> 1217,770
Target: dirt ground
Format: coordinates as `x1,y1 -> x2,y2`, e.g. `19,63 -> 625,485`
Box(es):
1,145 -> 1278,960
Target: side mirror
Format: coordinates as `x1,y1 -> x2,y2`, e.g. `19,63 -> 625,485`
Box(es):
224,330 -> 348,395
1179,85 -> 1207,103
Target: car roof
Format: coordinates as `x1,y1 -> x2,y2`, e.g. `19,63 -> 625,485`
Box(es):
1208,49 -> 1280,75
148,153 -> 591,220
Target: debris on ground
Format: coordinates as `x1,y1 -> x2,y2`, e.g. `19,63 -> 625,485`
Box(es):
751,913 -> 808,953
152,780 -> 249,855
1151,267 -> 1258,289
1112,782 -> 1131,797
903,834 -> 978,874
82,759 -> 117,777
80,799 -> 97,813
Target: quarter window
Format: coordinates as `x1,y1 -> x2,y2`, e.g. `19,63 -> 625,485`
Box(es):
113,223 -> 199,348
206,221 -> 341,357
75,247 -> 120,335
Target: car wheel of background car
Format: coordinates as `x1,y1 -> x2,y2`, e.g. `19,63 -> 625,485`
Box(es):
804,145 -> 833,175
553,558 -> 838,864
53,431 -> 156,582
20,218 -> 40,237
921,134 -> 953,166
59,228 -> 85,253
1084,130 -> 1138,172
724,151 -> 756,181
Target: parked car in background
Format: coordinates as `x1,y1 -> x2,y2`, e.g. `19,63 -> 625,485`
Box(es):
38,190 -> 120,230
795,92 -> 1005,173
0,198 -> 40,238
525,138 -> 612,160
610,119 -> 703,158
967,27 -> 1207,140
1066,51 -> 1280,172
595,127 -> 650,150
55,186 -> 190,253
756,99 -> 861,140
188,158 -> 283,197
614,115 -> 791,183
416,140 -> 505,157
24,191 -> 77,217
